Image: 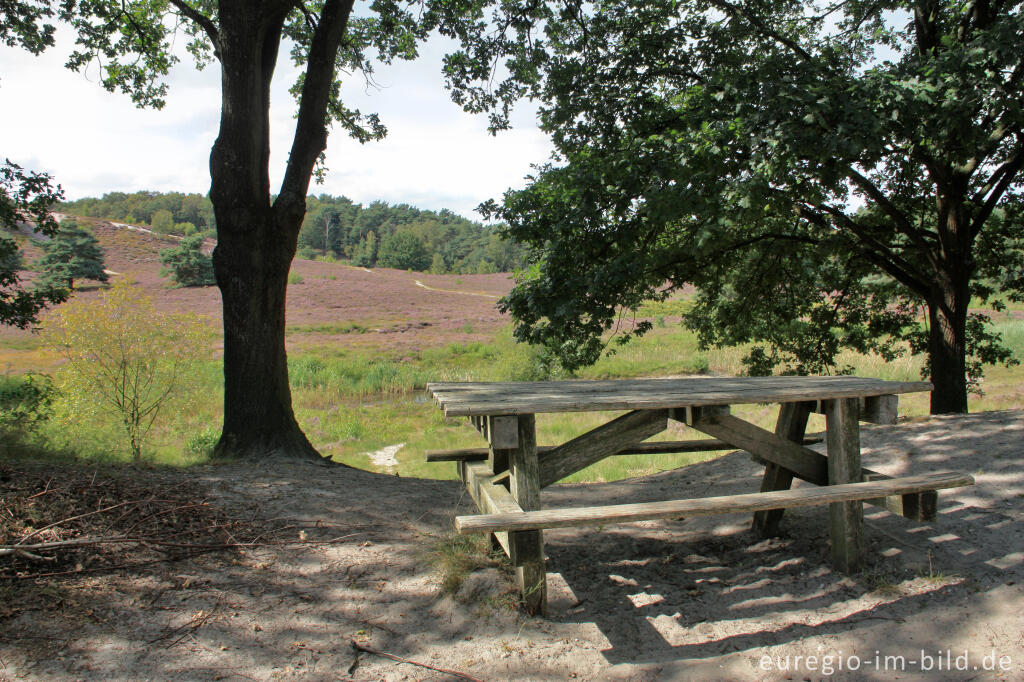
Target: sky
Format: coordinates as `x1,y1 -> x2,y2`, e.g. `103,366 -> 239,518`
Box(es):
0,29 -> 553,221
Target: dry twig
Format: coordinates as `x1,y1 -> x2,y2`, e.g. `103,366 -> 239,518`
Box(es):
349,640 -> 484,682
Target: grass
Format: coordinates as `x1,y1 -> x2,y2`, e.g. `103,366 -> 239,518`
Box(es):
3,278 -> 1024,481
425,529 -> 495,595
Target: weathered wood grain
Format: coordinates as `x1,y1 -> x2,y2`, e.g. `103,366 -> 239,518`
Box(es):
752,401 -> 813,536
427,376 -> 933,417
537,410 -> 668,488
425,435 -> 824,462
507,415 -> 546,616
454,472 -> 974,534
826,397 -> 864,573
689,413 -> 828,483
460,460 -> 522,560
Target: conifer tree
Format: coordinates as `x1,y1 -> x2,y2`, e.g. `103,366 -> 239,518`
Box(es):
35,220 -> 108,290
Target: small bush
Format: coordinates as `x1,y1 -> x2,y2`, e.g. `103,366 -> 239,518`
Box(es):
185,426 -> 221,459
159,235 -> 216,287
42,278 -> 215,464
0,373 -> 54,432
288,271 -> 304,285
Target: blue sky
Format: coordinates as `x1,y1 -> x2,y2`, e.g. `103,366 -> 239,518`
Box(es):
0,31 -> 552,221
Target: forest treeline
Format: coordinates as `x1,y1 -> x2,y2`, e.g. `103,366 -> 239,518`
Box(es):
61,191 -> 527,274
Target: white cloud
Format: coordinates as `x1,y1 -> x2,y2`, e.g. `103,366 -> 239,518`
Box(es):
0,29 -> 552,220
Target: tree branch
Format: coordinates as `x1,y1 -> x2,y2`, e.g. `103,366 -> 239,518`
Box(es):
165,0 -> 219,46
706,0 -> 816,64
276,0 -> 356,219
971,142 -> 1024,238
846,166 -> 936,260
800,203 -> 932,299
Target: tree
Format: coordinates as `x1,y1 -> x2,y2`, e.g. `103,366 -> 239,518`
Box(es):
150,208 -> 175,234
447,0 -> 1024,414
42,278 -> 213,464
160,234 -> 216,287
35,219 -> 108,290
9,0 -> 494,459
377,230 -> 430,271
0,160 -> 68,327
353,230 -> 379,268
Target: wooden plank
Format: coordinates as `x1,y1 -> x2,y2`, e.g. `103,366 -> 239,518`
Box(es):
426,435 -> 823,462
689,413 -> 829,483
488,416 -> 519,449
460,461 -> 522,560
752,401 -> 812,536
826,397 -> 864,573
486,415 -> 518,472
426,377 -> 933,417
862,472 -> 938,521
862,395 -> 899,425
508,415 -> 546,616
454,471 -> 974,534
538,410 -> 668,488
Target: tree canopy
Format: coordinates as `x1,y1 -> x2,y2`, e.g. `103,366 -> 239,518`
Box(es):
448,0 -> 1024,414
5,0 -> 522,459
0,160 -> 67,327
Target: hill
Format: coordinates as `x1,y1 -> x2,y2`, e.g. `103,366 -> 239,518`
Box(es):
1,215 -> 516,366
60,191 -> 527,275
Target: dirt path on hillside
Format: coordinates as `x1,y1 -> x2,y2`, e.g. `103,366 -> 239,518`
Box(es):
2,410 -> 1023,680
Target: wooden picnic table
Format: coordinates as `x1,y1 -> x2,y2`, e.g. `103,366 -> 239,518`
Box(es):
426,376 -> 973,615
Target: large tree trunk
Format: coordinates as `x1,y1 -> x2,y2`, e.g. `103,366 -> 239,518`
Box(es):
207,4 -> 323,461
925,255 -> 972,415
213,216 -> 321,460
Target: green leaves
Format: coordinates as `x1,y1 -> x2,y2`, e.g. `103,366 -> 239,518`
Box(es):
0,160 -> 67,328
449,0 -> 1023,409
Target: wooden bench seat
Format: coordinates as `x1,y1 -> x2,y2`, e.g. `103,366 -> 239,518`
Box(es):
455,471 -> 974,534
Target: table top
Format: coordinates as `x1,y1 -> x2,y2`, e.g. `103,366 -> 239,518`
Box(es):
427,376 -> 933,416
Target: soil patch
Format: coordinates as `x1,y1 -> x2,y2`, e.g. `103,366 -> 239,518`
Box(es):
2,411 -> 1022,680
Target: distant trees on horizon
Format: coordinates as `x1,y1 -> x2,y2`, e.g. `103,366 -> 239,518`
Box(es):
62,191 -> 527,275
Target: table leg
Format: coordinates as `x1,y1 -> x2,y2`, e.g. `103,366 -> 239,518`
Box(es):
825,397 -> 864,573
508,414 -> 547,615
752,402 -> 812,536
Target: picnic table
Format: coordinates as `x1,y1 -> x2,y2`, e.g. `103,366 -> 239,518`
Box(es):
426,376 -> 974,615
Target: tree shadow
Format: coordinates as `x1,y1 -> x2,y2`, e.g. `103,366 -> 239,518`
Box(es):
539,410 -> 1024,667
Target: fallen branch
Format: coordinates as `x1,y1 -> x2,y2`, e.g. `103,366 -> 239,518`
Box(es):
1,533 -> 364,559
17,501 -> 135,545
349,641 -> 484,682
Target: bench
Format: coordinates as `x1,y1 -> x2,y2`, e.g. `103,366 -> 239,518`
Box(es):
454,471 -> 974,533
427,376 -> 973,615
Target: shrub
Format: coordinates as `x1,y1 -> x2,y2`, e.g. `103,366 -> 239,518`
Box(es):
288,271 -> 304,285
0,373 -> 54,432
185,425 -> 221,459
41,278 -> 214,464
159,235 -> 216,287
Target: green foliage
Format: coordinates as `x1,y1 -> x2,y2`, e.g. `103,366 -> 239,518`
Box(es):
294,195 -> 526,272
62,191 -> 216,235
159,234 -> 216,287
0,373 -> 54,432
41,278 -> 214,464
450,0 -> 1024,412
1,159 -> 67,327
288,271 -> 304,285
34,219 -> 108,290
377,230 -> 430,271
184,425 -> 221,460
149,208 -> 174,234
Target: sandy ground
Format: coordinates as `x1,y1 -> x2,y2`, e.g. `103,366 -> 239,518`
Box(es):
2,410 -> 1023,680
